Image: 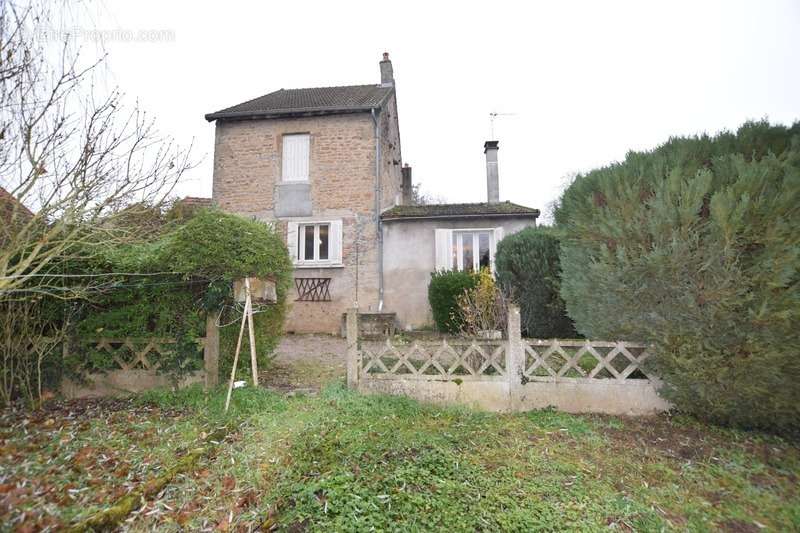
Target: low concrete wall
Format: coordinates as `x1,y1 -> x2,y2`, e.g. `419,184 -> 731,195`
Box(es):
359,377 -> 511,412
62,370 -> 205,398
517,379 -> 670,416
357,377 -> 666,415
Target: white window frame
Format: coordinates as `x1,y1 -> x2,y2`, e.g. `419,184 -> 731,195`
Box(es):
281,133 -> 310,182
453,230 -> 494,272
435,227 -> 503,273
287,220 -> 343,268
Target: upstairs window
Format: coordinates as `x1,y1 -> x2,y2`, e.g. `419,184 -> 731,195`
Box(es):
282,134 -> 310,182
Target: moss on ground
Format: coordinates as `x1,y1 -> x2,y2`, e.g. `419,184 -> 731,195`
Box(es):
3,382 -> 799,531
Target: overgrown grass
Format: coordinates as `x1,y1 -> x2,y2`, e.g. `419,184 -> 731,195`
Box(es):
127,384 -> 800,531
3,384 -> 799,531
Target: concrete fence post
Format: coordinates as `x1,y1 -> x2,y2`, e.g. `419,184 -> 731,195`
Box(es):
506,304 -> 524,410
346,308 -> 360,389
204,312 -> 220,389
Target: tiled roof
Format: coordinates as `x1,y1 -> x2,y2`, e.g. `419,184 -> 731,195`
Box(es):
205,84 -> 394,121
176,196 -> 213,208
0,186 -> 33,222
381,201 -> 540,221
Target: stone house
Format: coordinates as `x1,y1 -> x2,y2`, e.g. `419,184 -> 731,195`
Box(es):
205,54 -> 538,334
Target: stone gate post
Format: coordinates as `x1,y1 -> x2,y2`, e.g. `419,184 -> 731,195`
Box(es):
346,308 -> 360,389
204,312 -> 220,389
506,304 -> 525,410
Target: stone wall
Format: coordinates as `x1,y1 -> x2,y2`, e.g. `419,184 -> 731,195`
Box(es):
212,111 -> 401,334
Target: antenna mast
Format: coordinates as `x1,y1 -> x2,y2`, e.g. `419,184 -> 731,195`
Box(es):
489,112 -> 517,139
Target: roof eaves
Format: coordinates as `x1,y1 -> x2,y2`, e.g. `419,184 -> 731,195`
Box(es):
205,106 -> 378,122
205,85 -> 395,122
381,210 -> 540,222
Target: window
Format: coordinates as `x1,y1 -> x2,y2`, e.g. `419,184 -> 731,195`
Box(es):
287,220 -> 342,267
300,223 -> 328,261
452,231 -> 493,272
435,228 -> 503,273
281,134 -> 310,182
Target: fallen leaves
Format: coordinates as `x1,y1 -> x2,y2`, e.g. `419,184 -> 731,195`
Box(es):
0,397 -> 196,531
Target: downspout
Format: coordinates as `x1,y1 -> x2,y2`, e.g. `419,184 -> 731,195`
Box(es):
371,108 -> 384,311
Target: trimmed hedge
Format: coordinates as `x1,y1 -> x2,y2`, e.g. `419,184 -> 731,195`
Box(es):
495,227 -> 577,338
554,120 -> 800,436
428,270 -> 478,333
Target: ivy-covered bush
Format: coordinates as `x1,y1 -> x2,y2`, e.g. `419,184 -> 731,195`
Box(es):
554,120 -> 800,435
163,210 -> 292,378
495,227 -> 577,338
72,208 -> 293,383
428,270 -> 478,333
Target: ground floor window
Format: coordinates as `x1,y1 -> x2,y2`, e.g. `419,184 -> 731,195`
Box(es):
287,220 -> 343,267
435,227 -> 503,273
452,230 -> 492,272
299,222 -> 329,261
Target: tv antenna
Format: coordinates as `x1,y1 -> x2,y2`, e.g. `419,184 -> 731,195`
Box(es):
489,112 -> 517,139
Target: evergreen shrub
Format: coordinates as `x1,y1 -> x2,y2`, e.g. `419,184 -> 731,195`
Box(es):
555,120 -> 800,435
428,270 -> 478,333
495,227 -> 577,338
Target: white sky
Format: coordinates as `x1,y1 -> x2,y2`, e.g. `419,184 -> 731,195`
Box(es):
73,0 -> 799,222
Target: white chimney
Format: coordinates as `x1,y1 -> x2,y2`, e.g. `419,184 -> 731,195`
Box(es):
484,141 -> 499,203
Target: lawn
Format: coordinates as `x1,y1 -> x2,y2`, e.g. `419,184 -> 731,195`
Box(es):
2,383 -> 799,531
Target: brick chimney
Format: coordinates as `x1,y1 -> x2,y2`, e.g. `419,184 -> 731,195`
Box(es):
401,164 -> 413,205
380,52 -> 394,87
484,141 -> 499,203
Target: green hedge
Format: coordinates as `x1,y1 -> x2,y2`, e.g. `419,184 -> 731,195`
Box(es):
554,120 -> 800,436
495,227 -> 577,338
428,270 -> 478,333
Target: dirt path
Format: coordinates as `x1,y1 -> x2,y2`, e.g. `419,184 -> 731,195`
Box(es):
260,334 -> 347,392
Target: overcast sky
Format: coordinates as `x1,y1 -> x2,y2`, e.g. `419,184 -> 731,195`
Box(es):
72,0 -> 799,222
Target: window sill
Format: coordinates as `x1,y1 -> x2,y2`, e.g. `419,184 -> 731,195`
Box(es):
293,262 -> 344,269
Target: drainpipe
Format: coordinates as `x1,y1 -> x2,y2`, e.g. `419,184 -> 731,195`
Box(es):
371,108 -> 384,312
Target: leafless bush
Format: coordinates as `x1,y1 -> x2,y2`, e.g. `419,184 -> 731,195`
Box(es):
0,1 -> 193,300
0,1 -> 193,405
457,269 -> 507,338
0,300 -> 66,407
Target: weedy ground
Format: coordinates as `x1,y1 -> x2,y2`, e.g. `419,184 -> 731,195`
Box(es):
1,371 -> 798,532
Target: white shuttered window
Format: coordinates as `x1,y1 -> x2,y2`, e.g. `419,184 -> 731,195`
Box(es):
434,228 -> 502,273
281,134 -> 310,182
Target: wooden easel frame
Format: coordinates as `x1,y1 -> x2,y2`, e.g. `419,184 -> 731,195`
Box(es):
225,278 -> 259,412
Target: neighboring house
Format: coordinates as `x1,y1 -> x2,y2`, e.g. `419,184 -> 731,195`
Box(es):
205,54 -> 538,334
0,186 -> 33,224
0,186 -> 34,246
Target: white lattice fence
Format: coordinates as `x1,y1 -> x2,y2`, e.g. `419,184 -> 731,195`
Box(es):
62,314 -> 221,398
346,306 -> 670,415
78,338 -> 183,372
360,339 -> 507,381
523,340 -> 654,382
